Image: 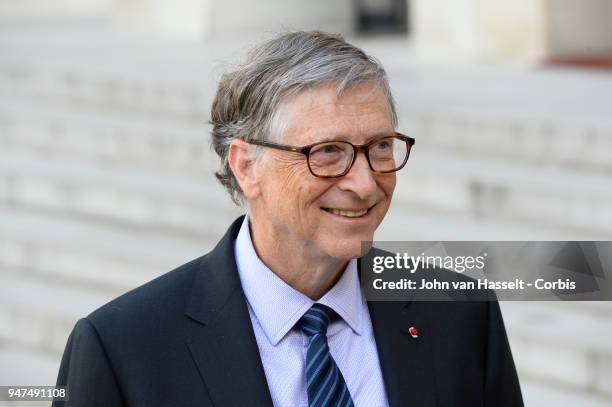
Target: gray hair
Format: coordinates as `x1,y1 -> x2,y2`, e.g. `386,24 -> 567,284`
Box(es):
210,30 -> 397,205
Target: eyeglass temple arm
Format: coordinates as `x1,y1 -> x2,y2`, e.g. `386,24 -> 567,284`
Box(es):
248,139 -> 308,154
396,133 -> 415,146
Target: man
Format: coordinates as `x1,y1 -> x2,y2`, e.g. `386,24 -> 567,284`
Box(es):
54,31 -> 523,406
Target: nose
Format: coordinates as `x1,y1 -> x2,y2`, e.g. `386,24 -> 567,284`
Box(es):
336,152 -> 378,199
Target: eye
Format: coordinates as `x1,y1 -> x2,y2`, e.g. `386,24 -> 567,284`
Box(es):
311,142 -> 346,156
320,144 -> 343,154
373,139 -> 392,150
309,142 -> 350,168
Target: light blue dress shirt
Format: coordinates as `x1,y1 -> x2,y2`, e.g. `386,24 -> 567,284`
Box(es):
234,216 -> 389,407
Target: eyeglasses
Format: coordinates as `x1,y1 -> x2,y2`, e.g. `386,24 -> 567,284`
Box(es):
247,133 -> 415,178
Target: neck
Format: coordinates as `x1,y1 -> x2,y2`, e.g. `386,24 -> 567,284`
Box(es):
248,216 -> 347,300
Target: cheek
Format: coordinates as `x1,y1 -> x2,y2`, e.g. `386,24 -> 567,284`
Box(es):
380,174 -> 396,197
272,160 -> 316,213
276,157 -> 331,202
275,154 -> 307,186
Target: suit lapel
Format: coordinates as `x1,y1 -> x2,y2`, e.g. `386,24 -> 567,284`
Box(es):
184,216 -> 274,407
367,301 -> 438,407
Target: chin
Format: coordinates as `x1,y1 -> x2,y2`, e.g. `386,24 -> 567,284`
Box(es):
323,238 -> 372,260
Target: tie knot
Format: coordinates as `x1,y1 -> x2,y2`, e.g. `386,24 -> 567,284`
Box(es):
300,303 -> 336,336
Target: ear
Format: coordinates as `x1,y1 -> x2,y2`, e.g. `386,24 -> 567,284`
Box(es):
228,139 -> 262,200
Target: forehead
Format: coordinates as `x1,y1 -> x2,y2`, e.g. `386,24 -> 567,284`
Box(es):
277,83 -> 394,145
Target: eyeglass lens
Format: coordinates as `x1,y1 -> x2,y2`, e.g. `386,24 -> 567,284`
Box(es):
308,137 -> 408,177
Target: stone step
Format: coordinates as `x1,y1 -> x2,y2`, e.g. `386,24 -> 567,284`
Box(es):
502,301 -> 612,399
521,378 -> 612,407
0,56 -> 215,124
401,106 -> 612,174
570,301 -> 612,318
393,149 -> 612,236
377,204 -> 603,241
390,67 -> 612,175
0,272 -> 114,356
0,102 -> 215,178
391,65 -> 612,129
0,151 -> 243,238
0,102 -> 216,177
0,208 -> 221,293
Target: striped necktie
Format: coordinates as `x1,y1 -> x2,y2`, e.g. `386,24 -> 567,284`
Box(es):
300,303 -> 355,407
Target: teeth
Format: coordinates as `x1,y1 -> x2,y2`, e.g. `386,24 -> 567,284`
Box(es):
327,208 -> 368,217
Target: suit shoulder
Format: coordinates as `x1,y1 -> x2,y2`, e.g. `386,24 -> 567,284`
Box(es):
86,254 -> 208,328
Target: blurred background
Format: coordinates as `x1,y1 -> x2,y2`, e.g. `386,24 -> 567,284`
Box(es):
1,0 -> 611,405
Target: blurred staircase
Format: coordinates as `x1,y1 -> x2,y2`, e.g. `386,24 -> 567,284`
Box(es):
1,25 -> 611,405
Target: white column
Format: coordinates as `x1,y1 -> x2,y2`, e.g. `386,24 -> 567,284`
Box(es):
206,0 -> 354,39
111,0 -> 211,39
0,0 -> 110,21
411,0 -> 547,61
111,0 -> 354,40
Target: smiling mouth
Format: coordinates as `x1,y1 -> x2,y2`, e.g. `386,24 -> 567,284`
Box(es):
322,206 -> 373,218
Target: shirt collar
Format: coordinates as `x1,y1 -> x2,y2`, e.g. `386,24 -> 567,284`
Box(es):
234,215 -> 364,346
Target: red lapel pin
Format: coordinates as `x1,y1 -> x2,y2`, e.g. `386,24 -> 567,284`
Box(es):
408,326 -> 418,338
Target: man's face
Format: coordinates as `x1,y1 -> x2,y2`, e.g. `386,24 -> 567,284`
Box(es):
252,83 -> 396,260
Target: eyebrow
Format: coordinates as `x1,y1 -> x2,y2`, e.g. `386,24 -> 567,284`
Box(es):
313,131 -> 396,144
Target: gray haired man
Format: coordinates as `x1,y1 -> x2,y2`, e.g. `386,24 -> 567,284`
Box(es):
54,31 -> 523,407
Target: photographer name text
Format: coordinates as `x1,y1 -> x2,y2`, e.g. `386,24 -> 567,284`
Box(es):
372,278 -> 576,291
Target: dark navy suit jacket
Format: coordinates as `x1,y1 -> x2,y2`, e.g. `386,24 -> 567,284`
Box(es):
53,216 -> 523,406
